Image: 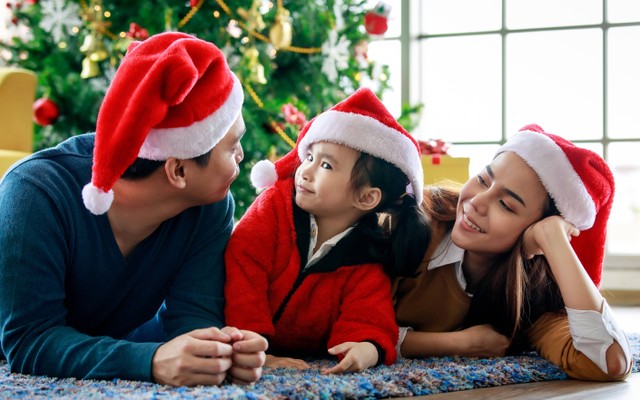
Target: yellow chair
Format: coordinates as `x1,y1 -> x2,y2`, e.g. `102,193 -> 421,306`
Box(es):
0,67 -> 37,176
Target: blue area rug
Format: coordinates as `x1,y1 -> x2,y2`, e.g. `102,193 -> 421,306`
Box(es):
1,334 -> 638,399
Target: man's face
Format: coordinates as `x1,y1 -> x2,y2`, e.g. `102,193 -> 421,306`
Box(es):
187,114 -> 246,205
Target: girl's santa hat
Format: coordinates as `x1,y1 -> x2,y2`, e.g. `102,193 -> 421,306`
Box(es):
498,124 -> 615,287
251,88 -> 424,203
82,32 -> 243,215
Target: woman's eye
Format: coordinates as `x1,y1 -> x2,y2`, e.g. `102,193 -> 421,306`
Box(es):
499,200 -> 514,213
321,161 -> 332,170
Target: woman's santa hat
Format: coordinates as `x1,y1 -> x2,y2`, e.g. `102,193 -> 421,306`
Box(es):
498,124 -> 615,287
82,32 -> 243,215
251,88 -> 424,203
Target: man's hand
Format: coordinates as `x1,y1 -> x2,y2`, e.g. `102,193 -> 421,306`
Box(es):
152,327 -> 234,387
322,342 -> 378,374
222,327 -> 268,385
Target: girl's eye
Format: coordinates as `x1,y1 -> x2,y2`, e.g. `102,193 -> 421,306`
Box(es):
306,153 -> 313,162
477,175 -> 488,187
321,161 -> 332,170
499,200 -> 514,213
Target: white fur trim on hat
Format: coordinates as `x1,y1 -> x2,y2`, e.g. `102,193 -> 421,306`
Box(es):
297,110 -> 424,204
138,74 -> 244,160
498,130 -> 596,230
82,183 -> 115,215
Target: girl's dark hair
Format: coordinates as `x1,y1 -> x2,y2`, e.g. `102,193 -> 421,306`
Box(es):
461,194 -> 565,353
350,153 -> 431,277
120,150 -> 212,181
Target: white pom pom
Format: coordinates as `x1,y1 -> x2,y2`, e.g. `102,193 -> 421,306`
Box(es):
250,159 -> 277,189
82,183 -> 114,215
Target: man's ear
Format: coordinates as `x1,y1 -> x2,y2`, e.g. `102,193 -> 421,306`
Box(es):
355,186 -> 382,211
164,158 -> 187,189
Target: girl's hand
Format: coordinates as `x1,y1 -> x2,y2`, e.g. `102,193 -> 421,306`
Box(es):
322,342 -> 378,374
460,324 -> 510,357
264,354 -> 311,370
523,215 -> 579,260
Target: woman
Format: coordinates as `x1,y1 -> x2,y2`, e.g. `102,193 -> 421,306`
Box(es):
393,124 -> 631,381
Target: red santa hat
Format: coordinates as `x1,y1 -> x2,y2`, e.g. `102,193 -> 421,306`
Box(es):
498,124 -> 615,287
251,88 -> 424,203
82,32 -> 243,215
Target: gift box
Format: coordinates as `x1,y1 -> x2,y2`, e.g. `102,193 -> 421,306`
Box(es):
421,154 -> 470,185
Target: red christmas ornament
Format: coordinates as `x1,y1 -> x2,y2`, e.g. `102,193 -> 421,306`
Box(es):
33,97 -> 60,126
281,103 -> 307,130
190,0 -> 199,8
364,1 -> 391,36
126,22 -> 149,40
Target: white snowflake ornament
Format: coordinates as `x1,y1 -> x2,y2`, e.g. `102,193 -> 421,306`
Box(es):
321,28 -> 350,83
40,0 -> 82,44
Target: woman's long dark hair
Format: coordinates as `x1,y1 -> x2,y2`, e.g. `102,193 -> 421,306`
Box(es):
350,153 -> 431,277
463,194 -> 565,352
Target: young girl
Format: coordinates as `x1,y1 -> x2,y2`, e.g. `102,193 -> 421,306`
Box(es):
224,88 -> 429,374
393,124 -> 632,381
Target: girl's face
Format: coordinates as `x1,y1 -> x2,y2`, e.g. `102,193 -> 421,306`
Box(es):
451,151 -> 548,258
294,142 -> 362,219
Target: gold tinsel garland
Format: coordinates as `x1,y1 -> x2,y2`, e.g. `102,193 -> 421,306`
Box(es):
77,0 -> 313,149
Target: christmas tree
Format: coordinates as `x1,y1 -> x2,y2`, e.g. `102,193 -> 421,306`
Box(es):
1,0 -> 421,218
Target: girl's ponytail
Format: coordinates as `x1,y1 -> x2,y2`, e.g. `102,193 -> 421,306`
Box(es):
383,193 -> 431,277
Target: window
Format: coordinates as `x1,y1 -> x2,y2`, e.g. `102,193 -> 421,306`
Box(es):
369,0 -> 640,277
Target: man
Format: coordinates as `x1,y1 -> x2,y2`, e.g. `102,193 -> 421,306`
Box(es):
0,32 -> 267,387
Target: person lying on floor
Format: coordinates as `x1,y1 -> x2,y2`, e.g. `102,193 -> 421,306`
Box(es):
224,88 -> 430,374
392,124 -> 631,381
0,32 -> 267,387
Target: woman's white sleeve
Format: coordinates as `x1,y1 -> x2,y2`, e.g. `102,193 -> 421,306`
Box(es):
566,300 -> 631,373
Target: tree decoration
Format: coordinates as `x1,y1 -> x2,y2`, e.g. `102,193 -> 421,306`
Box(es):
364,1 -> 391,36
282,103 -> 306,130
243,46 -> 267,85
33,97 -> 60,126
79,0 -> 110,79
237,0 -> 266,32
0,1 -> 34,48
268,0 -> 291,50
321,28 -> 350,82
126,22 -> 148,40
5,0 -> 421,219
40,0 -> 82,43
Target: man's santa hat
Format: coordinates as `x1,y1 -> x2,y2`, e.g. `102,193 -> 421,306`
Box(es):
250,88 -> 424,203
498,124 -> 615,287
82,32 -> 243,215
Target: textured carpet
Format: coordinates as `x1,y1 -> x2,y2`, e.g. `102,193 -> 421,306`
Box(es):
1,334 -> 638,399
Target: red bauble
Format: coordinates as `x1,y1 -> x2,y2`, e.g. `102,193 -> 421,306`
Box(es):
364,12 -> 388,35
126,22 -> 149,40
33,97 -> 60,126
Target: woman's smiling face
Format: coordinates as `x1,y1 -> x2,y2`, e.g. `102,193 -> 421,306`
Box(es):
451,151 -> 549,258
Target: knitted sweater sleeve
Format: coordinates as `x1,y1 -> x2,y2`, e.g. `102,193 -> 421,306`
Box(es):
328,264 -> 399,365
0,165 -> 158,381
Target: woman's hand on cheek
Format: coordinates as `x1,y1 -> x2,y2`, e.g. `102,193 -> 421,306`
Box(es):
523,216 -> 579,260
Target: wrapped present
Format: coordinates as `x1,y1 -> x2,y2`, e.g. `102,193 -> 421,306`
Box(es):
418,139 -> 469,185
